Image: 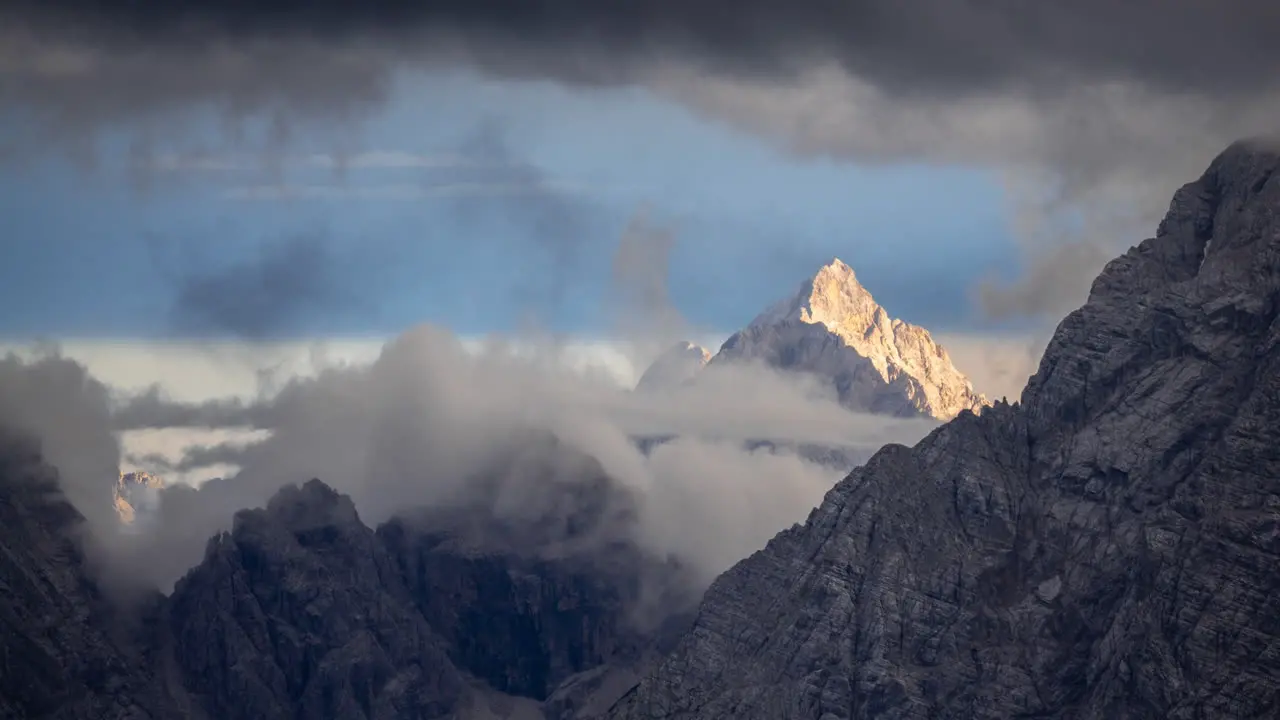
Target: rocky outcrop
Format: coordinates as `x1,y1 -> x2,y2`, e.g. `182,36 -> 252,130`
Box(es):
607,141 -> 1280,718
164,478 -> 467,719
1,424 -> 694,719
376,441 -> 697,708
634,342 -> 711,393
114,471 -> 165,526
379,519 -> 687,703
161,471 -> 696,720
713,258 -> 986,420
0,433 -> 162,720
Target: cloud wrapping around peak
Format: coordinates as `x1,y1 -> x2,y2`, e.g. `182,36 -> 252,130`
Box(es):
4,324 -> 936,594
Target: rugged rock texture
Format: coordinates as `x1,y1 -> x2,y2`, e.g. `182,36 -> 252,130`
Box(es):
0,433 -> 161,720
634,342 -> 711,393
114,471 -> 165,526
608,141 -> 1280,718
376,441 -> 698,708
166,479 -> 467,720
380,520 -> 685,703
1,425 -> 692,719
161,470 -> 695,720
713,258 -> 986,420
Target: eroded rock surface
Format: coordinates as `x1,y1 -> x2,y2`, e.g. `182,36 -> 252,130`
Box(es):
713,258 -> 987,420
165,479 -> 467,719
608,141 -> 1280,719
0,435 -> 161,720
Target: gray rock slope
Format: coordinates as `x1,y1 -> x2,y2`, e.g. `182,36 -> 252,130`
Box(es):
0,433 -> 161,720
160,462 -> 692,720
0,426 -> 691,719
607,141 -> 1280,719
165,479 -> 468,720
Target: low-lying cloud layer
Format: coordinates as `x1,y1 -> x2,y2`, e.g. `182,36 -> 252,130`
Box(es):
0,325 -> 938,596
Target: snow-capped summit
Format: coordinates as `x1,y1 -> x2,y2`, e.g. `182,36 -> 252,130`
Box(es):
715,257 -> 987,420
635,340 -> 712,392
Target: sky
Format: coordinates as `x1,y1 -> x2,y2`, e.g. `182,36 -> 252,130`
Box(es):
3,1 -> 1280,595
1,69 -> 1020,341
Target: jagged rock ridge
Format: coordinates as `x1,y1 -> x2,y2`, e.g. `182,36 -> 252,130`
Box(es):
0,434 -> 163,719
165,479 -> 468,719
607,141 -> 1280,718
713,258 -> 986,420
0,431 -> 691,719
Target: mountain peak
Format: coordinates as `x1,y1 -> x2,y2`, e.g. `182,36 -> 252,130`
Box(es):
635,341 -> 712,392
750,256 -> 876,329
610,138 -> 1280,720
815,256 -> 858,282
729,257 -> 986,419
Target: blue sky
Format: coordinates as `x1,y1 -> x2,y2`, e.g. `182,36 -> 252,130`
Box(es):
1,70 -> 1022,341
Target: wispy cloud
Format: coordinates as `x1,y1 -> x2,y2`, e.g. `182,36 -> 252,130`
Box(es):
148,150 -> 479,173
222,180 -> 591,201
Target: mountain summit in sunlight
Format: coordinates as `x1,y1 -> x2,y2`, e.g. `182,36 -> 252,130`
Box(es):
643,258 -> 987,420
113,470 -> 164,525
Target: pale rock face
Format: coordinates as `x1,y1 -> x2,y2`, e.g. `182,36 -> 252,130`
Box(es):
715,258 -> 987,420
634,342 -> 712,393
113,470 -> 165,525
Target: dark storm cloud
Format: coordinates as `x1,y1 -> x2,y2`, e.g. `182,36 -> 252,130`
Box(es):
7,1 -> 1280,323
5,1 -> 1280,128
164,232 -> 374,339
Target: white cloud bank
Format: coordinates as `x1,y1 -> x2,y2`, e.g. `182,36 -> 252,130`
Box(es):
0,324 -> 966,598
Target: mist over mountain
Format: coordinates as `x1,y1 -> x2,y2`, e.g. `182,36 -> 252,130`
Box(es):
638,257 -> 988,421
633,342 -> 710,394
113,471 -> 164,526
629,257 -> 986,470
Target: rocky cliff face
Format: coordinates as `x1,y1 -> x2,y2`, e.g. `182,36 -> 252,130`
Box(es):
713,258 -> 986,420
0,433 -> 161,720
606,141 -> 1280,718
1,436 -> 687,719
160,469 -> 689,720
379,519 -> 687,704
164,479 -> 468,720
